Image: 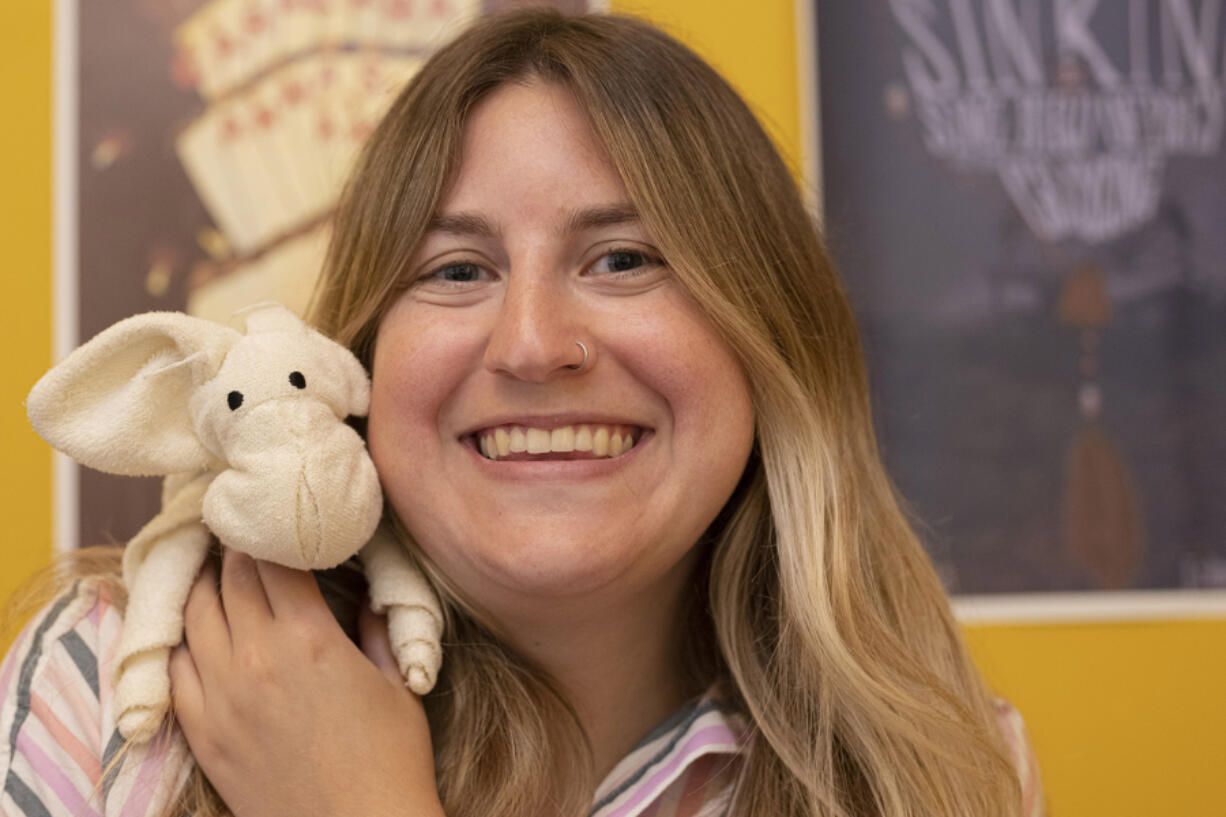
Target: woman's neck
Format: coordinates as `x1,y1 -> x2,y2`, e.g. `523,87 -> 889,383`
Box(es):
489,553 -> 702,784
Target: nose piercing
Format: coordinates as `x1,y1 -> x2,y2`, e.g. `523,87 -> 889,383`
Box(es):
567,341 -> 589,371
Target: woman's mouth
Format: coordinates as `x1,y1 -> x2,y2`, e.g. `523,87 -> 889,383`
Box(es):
470,423 -> 644,461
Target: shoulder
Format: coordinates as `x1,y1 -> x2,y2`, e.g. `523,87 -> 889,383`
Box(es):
993,698 -> 1045,817
1,576 -> 194,817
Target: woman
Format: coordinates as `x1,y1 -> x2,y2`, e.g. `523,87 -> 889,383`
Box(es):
1,10 -> 1041,817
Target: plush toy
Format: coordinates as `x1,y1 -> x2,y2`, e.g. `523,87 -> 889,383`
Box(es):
26,303 -> 442,742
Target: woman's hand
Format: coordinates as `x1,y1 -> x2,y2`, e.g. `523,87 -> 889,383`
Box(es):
169,547 -> 444,817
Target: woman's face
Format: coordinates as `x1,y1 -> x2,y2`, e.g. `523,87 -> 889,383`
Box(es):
368,80 -> 755,612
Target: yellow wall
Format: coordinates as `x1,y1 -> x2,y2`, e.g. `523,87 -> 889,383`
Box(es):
4,3 -> 1223,815
0,3 -> 54,638
612,0 -> 803,181
966,620 -> 1226,816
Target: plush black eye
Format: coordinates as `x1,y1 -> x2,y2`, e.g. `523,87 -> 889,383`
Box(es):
289,371 -> 306,389
227,391 -> 243,410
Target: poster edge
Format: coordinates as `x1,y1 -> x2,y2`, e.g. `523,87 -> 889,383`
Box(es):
795,0 -> 820,221
953,590 -> 1226,624
53,0 -> 79,555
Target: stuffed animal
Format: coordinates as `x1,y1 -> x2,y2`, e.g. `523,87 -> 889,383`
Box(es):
26,303 -> 443,742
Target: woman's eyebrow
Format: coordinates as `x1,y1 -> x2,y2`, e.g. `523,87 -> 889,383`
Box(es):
563,203 -> 640,234
426,212 -> 499,237
424,204 -> 640,238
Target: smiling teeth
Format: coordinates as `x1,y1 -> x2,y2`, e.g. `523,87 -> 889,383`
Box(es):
477,424 -> 640,461
551,427 -> 575,451
575,425 -> 593,450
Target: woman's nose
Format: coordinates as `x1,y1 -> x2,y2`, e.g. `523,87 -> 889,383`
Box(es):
483,272 -> 587,382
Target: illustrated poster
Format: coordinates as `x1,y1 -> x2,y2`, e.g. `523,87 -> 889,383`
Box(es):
69,0 -> 591,548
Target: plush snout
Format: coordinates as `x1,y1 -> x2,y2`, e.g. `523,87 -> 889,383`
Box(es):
203,399 -> 382,569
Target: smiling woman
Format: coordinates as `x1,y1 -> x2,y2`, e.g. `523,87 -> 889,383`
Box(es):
309,9 -> 1036,817
369,80 -> 755,627
1,9 -> 1040,817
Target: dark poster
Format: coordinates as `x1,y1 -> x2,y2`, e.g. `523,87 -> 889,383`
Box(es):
815,0 -> 1226,597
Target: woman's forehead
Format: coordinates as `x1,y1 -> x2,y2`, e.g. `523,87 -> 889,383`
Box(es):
437,81 -> 633,224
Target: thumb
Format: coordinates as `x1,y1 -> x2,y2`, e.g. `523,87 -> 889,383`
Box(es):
358,601 -> 405,686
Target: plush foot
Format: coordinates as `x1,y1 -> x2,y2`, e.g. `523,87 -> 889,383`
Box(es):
114,647 -> 172,742
117,704 -> 168,743
387,605 -> 443,694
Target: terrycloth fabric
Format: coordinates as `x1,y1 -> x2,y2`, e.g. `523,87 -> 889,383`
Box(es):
114,521 -> 211,740
25,304 -> 442,741
25,315 -> 236,477
361,528 -> 444,695
1,581 -> 1045,817
108,475 -> 210,740
26,303 -> 384,571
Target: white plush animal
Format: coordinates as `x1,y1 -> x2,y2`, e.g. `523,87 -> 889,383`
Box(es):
27,303 -> 442,741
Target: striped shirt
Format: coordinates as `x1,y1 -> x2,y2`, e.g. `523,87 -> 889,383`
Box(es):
0,579 -> 192,817
1,577 -> 1043,817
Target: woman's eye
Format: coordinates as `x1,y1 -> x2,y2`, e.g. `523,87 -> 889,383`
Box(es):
423,262 -> 488,285
590,249 -> 662,276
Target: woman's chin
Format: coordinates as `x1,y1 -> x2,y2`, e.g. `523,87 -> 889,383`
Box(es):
474,539 -> 634,600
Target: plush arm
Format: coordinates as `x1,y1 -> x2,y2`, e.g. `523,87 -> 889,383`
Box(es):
360,528 -> 444,695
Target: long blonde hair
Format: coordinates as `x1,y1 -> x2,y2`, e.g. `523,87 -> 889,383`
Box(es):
312,10 -> 1023,817
6,10 -> 1023,817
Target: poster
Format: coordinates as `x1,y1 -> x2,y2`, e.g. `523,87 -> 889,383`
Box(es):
62,0 -> 593,549
814,0 -> 1226,607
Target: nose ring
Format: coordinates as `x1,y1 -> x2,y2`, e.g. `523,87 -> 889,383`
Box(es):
567,341 -> 589,371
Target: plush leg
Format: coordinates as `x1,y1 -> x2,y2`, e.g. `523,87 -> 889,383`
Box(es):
360,527 -> 444,694
114,521 -> 212,741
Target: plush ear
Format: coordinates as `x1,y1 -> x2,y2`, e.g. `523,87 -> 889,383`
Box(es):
27,312 -> 241,476
236,301 -> 306,335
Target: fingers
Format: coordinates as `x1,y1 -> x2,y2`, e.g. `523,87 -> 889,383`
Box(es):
220,548 -> 274,639
359,603 -> 405,686
217,548 -> 340,652
179,559 -> 231,711
219,547 -> 329,625
183,558 -> 230,660
169,641 -> 204,723
255,558 -> 332,624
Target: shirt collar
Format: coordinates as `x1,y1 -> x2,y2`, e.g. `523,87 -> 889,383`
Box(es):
590,690 -> 748,817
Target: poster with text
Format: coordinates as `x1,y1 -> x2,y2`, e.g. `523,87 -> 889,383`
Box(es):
815,0 -> 1226,599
